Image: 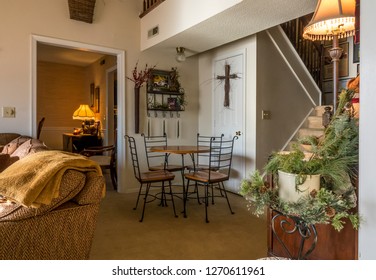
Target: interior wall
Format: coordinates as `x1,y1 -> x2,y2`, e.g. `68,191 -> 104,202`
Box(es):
0,0 -> 141,136
255,31 -> 315,169
37,61 -> 88,148
85,55 -> 117,141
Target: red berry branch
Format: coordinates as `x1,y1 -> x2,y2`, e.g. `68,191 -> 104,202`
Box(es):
126,61 -> 156,88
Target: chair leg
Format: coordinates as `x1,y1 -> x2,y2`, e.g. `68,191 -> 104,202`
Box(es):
133,183 -> 143,210
219,182 -> 235,215
139,183 -> 151,222
195,182 -> 201,204
168,180 -> 178,218
110,167 -> 117,190
205,184 -> 209,223
184,179 -> 189,218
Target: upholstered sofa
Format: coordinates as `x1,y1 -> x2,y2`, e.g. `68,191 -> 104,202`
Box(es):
0,135 -> 105,260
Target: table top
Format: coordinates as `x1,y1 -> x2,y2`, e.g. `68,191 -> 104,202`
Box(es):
150,145 -> 210,154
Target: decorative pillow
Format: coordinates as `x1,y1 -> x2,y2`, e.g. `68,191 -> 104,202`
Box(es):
10,139 -> 49,159
1,136 -> 32,155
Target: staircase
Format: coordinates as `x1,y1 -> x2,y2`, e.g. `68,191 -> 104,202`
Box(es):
287,106 -> 331,152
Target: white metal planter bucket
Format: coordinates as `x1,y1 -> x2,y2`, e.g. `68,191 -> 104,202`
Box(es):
278,170 -> 320,203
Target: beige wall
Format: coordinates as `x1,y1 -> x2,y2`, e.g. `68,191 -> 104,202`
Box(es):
0,0 -> 199,192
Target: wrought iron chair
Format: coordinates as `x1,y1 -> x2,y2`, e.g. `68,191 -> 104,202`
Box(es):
186,133 -> 224,204
125,135 -> 177,222
81,145 -> 117,190
186,133 -> 224,171
184,135 -> 238,223
141,133 -> 184,172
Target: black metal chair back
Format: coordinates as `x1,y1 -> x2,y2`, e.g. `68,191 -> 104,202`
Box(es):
141,133 -> 168,170
193,133 -> 224,170
125,135 -> 142,181
208,135 -> 238,179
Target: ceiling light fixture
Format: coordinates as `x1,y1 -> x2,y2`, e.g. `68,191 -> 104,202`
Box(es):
175,47 -> 186,63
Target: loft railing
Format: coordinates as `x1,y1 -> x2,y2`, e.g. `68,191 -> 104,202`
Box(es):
280,14 -> 323,90
139,0 -> 165,18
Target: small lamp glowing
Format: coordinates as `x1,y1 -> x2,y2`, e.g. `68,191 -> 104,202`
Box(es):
303,0 -> 355,111
72,104 -> 95,134
175,47 -> 186,63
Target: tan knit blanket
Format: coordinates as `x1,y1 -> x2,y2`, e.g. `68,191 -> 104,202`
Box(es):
0,150 -> 102,208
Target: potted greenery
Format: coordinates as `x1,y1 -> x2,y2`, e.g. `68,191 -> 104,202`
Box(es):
240,89 -> 359,231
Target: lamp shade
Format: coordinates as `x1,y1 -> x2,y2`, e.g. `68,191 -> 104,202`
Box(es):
303,0 -> 355,41
72,104 -> 95,120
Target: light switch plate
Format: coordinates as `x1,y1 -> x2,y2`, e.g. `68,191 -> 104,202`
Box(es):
2,107 -> 16,118
262,110 -> 271,120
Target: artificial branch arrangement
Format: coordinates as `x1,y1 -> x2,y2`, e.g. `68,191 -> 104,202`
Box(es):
126,61 -> 156,88
240,89 -> 360,231
126,61 -> 155,133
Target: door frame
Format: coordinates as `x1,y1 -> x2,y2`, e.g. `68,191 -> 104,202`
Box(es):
31,35 -> 126,191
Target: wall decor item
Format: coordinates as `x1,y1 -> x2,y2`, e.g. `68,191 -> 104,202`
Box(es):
90,83 -> 95,108
323,42 -> 349,81
216,63 -> 240,108
94,86 -> 100,113
126,62 -> 155,133
148,69 -> 172,92
353,43 -> 360,63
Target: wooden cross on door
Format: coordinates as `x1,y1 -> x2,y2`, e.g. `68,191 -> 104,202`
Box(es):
216,63 -> 239,107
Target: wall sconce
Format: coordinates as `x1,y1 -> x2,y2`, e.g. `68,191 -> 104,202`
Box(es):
175,47 -> 186,62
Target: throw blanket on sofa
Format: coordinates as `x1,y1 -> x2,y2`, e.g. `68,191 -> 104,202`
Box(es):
0,150 -> 102,208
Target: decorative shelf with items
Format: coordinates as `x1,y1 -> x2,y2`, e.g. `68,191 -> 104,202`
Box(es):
146,68 -> 186,117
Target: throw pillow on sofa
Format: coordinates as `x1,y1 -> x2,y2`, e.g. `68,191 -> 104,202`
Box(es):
1,136 -> 32,155
10,139 -> 49,160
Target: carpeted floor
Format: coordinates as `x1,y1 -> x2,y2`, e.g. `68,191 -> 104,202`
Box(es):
89,180 -> 268,260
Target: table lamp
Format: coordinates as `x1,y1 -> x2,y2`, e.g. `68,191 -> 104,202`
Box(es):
303,0 -> 355,112
72,104 -> 95,134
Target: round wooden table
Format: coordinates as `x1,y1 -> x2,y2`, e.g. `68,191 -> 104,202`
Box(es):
150,145 -> 211,217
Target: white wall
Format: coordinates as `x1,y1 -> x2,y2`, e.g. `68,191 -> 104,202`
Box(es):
140,0 -> 242,50
358,0 -> 376,260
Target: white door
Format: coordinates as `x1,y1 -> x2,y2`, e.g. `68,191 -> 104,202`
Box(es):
213,52 -> 245,193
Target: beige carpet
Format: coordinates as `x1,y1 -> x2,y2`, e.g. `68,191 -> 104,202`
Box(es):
89,182 -> 268,260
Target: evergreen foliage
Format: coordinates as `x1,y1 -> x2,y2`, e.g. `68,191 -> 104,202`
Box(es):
240,89 -> 359,231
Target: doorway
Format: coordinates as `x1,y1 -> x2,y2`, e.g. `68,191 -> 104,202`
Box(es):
31,35 -> 126,191
213,51 -> 246,193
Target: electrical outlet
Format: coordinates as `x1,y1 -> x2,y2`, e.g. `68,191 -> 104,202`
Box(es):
2,107 -> 16,118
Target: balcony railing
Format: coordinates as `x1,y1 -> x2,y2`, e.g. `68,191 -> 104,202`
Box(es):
139,0 -> 165,18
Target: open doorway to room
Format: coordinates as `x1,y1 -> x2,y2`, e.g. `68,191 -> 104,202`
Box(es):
31,35 -> 126,191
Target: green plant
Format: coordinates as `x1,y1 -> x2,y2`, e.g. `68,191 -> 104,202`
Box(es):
240,89 -> 359,231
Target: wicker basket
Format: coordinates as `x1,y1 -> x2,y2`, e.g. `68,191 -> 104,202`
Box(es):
68,0 -> 96,23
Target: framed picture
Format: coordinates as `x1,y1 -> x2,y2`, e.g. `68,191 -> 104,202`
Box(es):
90,83 -> 95,108
353,43 -> 360,63
148,69 -> 170,92
147,69 -> 180,92
167,97 -> 178,110
94,86 -> 100,113
323,42 -> 349,80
